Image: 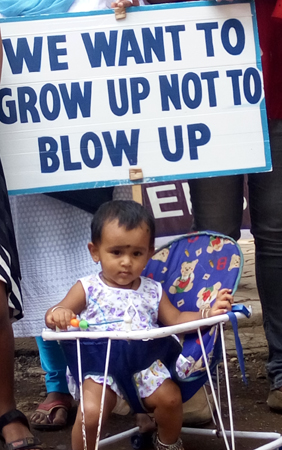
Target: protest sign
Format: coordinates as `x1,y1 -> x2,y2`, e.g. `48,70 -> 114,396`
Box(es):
0,0 -> 271,195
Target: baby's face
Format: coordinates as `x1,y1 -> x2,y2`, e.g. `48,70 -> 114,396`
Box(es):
90,219 -> 153,289
181,263 -> 193,277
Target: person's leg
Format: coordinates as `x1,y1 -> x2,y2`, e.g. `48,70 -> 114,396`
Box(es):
142,379 -> 183,448
0,282 -> 16,418
72,379 -> 116,450
188,175 -> 244,240
248,120 -> 282,407
0,281 -> 41,448
30,337 -> 72,429
36,337 -> 69,394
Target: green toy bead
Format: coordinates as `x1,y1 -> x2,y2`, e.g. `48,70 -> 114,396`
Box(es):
79,319 -> 89,330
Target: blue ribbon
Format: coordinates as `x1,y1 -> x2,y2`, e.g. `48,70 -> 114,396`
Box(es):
227,311 -> 247,384
0,0 -> 76,17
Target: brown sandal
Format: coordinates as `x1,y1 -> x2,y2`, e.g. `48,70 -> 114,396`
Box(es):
30,399 -> 72,430
0,409 -> 42,450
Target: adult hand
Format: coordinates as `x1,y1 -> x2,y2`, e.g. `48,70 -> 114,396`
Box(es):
111,0 -> 139,8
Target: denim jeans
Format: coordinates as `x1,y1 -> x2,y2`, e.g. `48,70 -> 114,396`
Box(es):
36,336 -> 69,394
189,120 -> 282,390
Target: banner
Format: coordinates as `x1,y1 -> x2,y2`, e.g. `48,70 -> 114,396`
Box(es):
142,178 -> 251,237
0,0 -> 271,195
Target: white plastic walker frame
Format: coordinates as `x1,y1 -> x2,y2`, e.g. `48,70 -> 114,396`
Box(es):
42,312 -> 282,450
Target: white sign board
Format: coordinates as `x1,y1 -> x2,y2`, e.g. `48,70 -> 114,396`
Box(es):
0,0 -> 271,195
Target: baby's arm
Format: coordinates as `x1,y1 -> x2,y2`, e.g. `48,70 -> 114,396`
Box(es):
158,288 -> 233,326
45,281 -> 86,331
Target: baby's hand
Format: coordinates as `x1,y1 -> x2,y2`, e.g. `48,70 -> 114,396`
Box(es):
209,288 -> 233,317
45,306 -> 76,331
111,0 -> 139,8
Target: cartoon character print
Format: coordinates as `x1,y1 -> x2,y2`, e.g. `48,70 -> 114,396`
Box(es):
152,248 -> 169,263
206,236 -> 234,254
184,355 -> 203,375
196,281 -> 222,315
184,348 -> 214,376
228,254 -> 241,271
169,259 -> 199,294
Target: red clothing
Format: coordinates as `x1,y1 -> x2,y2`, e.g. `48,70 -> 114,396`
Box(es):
256,0 -> 282,119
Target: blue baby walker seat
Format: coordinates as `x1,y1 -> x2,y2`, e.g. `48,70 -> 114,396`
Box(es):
142,230 -> 244,403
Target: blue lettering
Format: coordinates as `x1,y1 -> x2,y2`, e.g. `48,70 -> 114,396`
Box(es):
187,123 -> 211,160
82,26 -> 186,68
40,84 -> 60,121
102,130 -> 139,166
243,67 -> 262,104
221,19 -> 245,55
81,132 -> 103,168
142,27 -> 165,63
130,77 -> 150,114
3,37 -> 42,74
201,71 -> 219,107
182,73 -> 202,109
196,22 -> 218,57
18,86 -> 40,123
158,126 -> 183,161
82,31 -> 117,67
61,135 -> 82,171
165,25 -> 185,61
38,136 -> 60,173
0,88 -> 17,124
59,82 -> 92,119
4,82 -> 93,123
160,72 -> 219,111
159,74 -> 181,111
119,30 -> 144,66
226,69 -> 242,105
107,79 -> 128,116
48,35 -> 68,71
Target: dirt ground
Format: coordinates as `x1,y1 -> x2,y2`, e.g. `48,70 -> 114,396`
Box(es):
12,349 -> 282,450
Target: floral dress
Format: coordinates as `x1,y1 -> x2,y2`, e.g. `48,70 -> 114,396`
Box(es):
66,273 -> 191,401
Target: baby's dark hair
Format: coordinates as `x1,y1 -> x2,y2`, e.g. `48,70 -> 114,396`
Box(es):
90,200 -> 155,248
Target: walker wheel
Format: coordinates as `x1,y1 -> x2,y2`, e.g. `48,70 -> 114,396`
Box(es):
131,431 -> 153,450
